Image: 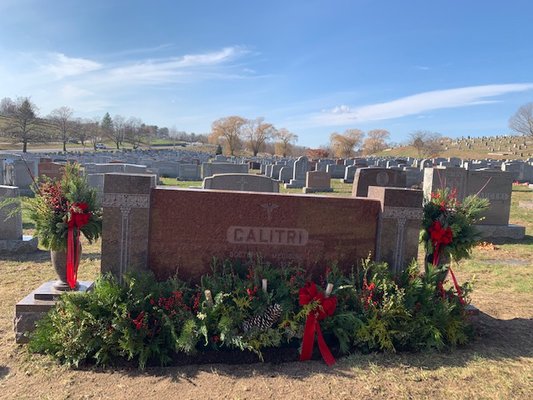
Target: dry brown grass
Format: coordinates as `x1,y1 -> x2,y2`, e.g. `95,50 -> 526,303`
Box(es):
0,188 -> 531,400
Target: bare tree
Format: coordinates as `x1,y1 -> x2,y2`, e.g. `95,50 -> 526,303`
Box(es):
71,118 -> 87,147
86,118 -> 101,150
409,130 -> 443,158
274,128 -> 298,157
363,129 -> 390,155
330,128 -> 364,158
1,97 -> 42,152
125,117 -> 144,149
0,97 -> 16,116
509,102 -> 533,137
101,114 -> 126,150
209,116 -> 247,155
242,117 -> 276,156
49,106 -> 74,152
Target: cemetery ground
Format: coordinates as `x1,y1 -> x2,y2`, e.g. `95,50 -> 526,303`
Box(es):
0,185 -> 531,399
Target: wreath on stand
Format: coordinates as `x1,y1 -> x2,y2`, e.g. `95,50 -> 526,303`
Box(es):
420,187 -> 489,304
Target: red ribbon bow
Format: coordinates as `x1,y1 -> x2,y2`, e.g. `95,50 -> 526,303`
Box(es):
428,220 -> 465,305
66,202 -> 91,289
429,220 -> 452,266
299,282 -> 337,366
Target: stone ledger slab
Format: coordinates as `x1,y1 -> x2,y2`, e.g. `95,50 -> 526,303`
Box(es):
14,280 -> 94,343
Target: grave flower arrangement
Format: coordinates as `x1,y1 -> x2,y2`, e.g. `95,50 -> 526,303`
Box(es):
420,187 -> 488,303
29,259 -> 474,369
27,163 -> 102,287
421,187 -> 489,265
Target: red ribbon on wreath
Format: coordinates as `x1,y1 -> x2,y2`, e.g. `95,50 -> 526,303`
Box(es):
66,202 -> 91,289
299,282 -> 337,366
428,220 -> 465,305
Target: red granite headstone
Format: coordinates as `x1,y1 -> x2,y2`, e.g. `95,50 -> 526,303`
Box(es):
148,188 -> 380,281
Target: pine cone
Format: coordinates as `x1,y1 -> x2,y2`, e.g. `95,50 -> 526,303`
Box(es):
242,303 -> 282,332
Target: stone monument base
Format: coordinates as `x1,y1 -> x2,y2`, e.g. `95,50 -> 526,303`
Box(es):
0,235 -> 38,254
284,179 -> 305,189
14,280 -> 94,343
474,224 -> 526,241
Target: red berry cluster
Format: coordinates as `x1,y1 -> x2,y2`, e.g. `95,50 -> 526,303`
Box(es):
41,181 -> 68,214
361,280 -> 378,310
246,286 -> 258,300
149,291 -> 190,316
132,311 -> 146,330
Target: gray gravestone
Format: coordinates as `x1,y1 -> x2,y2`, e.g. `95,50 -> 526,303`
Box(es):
203,173 -> 279,193
285,156 -> 308,188
303,171 -> 333,193
352,168 -> 407,197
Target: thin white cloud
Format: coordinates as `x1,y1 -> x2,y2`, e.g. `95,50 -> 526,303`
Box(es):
44,53 -> 102,78
314,84 -> 533,126
107,46 -> 248,83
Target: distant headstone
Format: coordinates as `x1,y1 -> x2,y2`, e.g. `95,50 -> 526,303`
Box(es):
178,164 -> 201,181
303,171 -> 333,193
326,164 -> 346,179
352,168 -> 407,197
285,156 -> 308,189
201,162 -> 248,179
466,170 -> 513,225
278,166 -> 293,183
0,185 -> 38,253
423,167 -> 467,200
203,173 -> 279,193
343,165 -> 357,184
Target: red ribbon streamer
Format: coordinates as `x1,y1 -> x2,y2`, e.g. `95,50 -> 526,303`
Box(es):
66,202 -> 91,289
299,282 -> 337,366
429,220 -> 453,267
429,220 -> 465,305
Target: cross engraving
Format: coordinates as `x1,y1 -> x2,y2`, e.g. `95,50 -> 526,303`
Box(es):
261,203 -> 279,222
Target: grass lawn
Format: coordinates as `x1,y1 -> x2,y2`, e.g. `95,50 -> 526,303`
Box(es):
0,185 -> 531,399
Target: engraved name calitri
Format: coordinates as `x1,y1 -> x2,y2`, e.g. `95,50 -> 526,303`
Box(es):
227,226 -> 309,246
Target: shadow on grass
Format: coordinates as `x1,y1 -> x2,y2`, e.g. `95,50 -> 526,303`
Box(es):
81,252 -> 101,261
77,312 -> 533,382
0,365 -> 9,379
489,234 -> 533,246
0,249 -> 50,263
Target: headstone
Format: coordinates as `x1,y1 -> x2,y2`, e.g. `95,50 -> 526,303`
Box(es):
343,165 -> 357,184
38,162 -> 64,180
178,164 -> 201,181
202,162 -> 248,179
466,170 -> 513,225
423,167 -> 467,200
0,185 -> 38,253
101,173 -> 157,283
285,156 -> 308,189
278,166 -> 293,183
203,173 -> 279,193
368,187 -> 423,274
326,164 -> 346,179
303,171 -> 333,193
147,188 -> 381,281
99,178 -> 423,282
352,168 -> 407,197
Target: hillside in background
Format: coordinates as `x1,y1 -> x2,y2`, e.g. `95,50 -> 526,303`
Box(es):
377,135 -> 532,160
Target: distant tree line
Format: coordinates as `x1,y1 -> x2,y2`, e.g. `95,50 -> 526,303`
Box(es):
1,96 -> 530,156
0,96 -> 208,153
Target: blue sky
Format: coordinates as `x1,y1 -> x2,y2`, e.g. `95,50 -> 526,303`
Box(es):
1,0 -> 532,147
